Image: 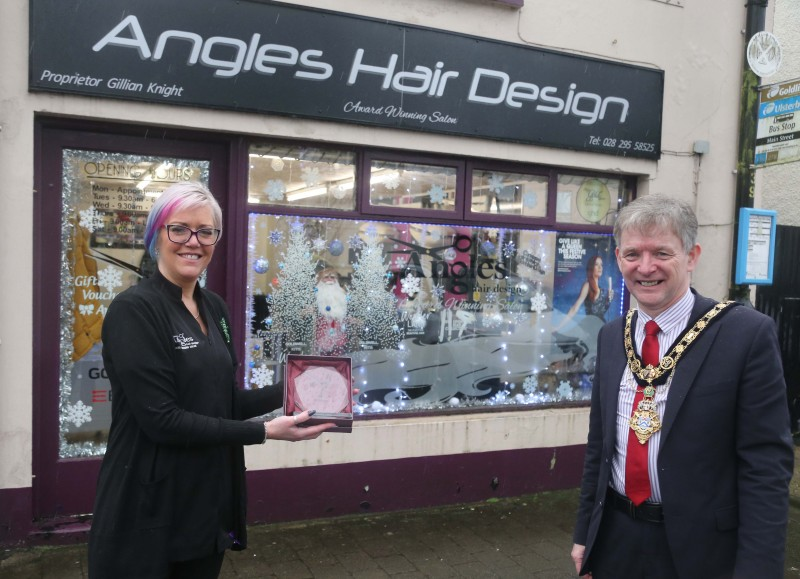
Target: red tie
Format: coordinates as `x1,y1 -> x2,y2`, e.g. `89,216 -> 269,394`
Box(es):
625,320 -> 660,506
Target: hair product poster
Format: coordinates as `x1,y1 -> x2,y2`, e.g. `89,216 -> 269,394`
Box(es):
552,233 -> 622,331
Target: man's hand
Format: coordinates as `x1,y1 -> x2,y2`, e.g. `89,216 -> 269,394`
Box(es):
571,543 -> 591,577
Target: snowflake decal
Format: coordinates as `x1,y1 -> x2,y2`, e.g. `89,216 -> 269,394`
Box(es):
493,390 -> 510,403
331,185 -> 348,200
502,241 -> 517,259
557,380 -> 574,400
312,236 -> 327,252
393,256 -> 408,269
64,400 -> 93,428
488,173 -> 504,193
250,366 -> 275,388
400,274 -> 421,296
264,179 -> 286,202
523,374 -> 539,395
98,266 -> 123,292
268,230 -> 284,245
78,206 -> 104,233
432,285 -> 446,301
428,185 -> 446,204
301,166 -> 320,186
523,191 -> 538,209
530,292 -> 548,314
384,173 -> 401,190
348,234 -> 364,249
364,224 -> 379,242
289,219 -> 304,233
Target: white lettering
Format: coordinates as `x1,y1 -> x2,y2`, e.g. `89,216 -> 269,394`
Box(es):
92,15 -> 151,59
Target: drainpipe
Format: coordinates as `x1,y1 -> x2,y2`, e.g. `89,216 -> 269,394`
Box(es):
729,0 -> 768,305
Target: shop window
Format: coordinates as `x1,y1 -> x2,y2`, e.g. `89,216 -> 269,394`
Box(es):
555,173 -> 629,226
364,154 -> 463,218
244,212 -> 622,414
248,144 -> 356,211
469,168 -> 549,221
58,149 -> 209,457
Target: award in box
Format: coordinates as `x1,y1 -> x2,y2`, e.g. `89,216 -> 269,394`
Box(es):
284,354 -> 353,433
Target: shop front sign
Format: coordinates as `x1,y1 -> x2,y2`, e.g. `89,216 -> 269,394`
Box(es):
30,0 -> 663,159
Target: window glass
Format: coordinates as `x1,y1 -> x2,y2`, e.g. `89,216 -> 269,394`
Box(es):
60,149 -> 209,457
470,170 -> 548,218
248,144 -> 356,211
368,159 -> 457,212
245,214 -> 622,414
555,174 -> 629,226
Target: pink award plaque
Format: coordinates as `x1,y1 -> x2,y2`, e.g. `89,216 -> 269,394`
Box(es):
284,354 -> 353,432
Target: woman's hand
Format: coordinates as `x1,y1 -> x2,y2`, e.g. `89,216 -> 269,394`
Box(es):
264,410 -> 334,441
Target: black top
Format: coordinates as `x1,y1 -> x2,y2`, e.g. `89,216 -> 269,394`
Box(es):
88,269 -> 282,578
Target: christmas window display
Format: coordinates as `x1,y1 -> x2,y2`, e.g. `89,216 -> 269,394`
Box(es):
58,149 -> 209,458
245,213 -> 623,415
247,143 -> 356,211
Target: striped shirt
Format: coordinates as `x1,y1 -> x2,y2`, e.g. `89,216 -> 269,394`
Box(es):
610,288 -> 695,503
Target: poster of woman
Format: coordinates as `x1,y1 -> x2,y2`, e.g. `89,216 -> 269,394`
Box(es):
550,234 -> 622,370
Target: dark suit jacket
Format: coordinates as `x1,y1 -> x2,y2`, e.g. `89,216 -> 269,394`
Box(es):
573,291 -> 794,579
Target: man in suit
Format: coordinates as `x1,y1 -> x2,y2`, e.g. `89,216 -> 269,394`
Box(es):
571,194 -> 794,578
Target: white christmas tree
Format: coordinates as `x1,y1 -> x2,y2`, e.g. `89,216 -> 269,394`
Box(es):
347,233 -> 399,351
270,222 -> 317,354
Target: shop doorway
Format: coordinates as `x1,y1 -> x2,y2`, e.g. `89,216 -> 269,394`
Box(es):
33,123 -> 231,520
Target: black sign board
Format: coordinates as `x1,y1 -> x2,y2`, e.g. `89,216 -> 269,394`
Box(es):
29,0 -> 663,159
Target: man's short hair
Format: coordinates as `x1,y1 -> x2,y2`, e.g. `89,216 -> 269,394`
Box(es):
613,194 -> 698,252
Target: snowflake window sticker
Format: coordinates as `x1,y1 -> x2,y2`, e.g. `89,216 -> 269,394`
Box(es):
502,241 -> 517,259
428,185 -> 446,205
557,380 -> 574,400
530,292 -> 548,313
312,236 -> 327,252
488,173 -> 505,193
364,224 -> 379,242
64,400 -> 93,428
98,265 -> 124,292
79,205 -> 105,233
268,230 -> 284,245
523,191 -> 538,209
348,234 -> 364,250
523,374 -> 539,395
250,366 -> 274,388
384,173 -> 401,190
264,179 -> 286,202
301,166 -> 320,186
400,273 -> 421,296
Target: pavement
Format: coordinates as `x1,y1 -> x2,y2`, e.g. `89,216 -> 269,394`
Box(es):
3,443 -> 800,578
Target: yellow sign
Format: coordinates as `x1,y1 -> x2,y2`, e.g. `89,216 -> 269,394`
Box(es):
576,179 -> 611,223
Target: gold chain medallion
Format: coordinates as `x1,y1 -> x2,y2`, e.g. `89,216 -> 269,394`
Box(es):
624,301 -> 735,443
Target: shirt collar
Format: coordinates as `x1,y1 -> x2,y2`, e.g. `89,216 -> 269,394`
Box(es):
637,287 -> 695,334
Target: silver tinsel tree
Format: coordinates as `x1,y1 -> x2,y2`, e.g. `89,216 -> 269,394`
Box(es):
271,222 -> 317,354
347,232 -> 400,351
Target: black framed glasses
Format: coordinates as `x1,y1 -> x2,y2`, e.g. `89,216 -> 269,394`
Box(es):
165,224 -> 221,246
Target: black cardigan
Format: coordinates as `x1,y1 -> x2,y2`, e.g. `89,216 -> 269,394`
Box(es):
88,270 -> 282,578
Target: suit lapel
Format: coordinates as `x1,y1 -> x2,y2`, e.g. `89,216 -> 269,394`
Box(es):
658,294 -> 722,447
603,321 -> 629,454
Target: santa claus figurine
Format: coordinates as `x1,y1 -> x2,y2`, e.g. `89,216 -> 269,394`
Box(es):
314,267 -> 349,355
